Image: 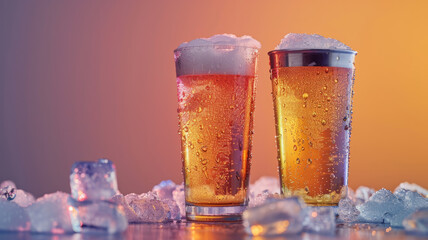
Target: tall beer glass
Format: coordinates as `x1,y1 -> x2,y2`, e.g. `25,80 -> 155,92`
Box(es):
174,37 -> 260,221
269,49 -> 356,206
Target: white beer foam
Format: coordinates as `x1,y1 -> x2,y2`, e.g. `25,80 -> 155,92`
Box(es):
275,33 -> 352,50
175,34 -> 261,76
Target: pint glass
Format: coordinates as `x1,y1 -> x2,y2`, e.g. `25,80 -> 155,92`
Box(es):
174,44 -> 259,221
268,49 -> 356,206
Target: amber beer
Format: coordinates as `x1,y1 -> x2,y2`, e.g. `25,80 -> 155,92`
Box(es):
269,49 -> 356,206
174,44 -> 259,221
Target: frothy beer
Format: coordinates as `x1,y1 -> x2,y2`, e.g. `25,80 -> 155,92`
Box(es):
174,34 -> 260,221
269,33 -> 356,206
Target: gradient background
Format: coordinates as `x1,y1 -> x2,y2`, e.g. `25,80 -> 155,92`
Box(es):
1,0 -> 427,197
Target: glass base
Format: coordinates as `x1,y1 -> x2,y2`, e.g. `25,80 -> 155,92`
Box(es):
185,205 -> 246,222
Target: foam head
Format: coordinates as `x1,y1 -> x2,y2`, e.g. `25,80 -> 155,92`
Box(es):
275,33 -> 352,50
174,34 -> 261,77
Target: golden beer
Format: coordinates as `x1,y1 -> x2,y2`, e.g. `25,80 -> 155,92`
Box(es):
269,49 -> 356,205
174,40 -> 259,221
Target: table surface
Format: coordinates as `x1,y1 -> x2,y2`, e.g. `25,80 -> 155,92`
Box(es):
0,222 -> 426,240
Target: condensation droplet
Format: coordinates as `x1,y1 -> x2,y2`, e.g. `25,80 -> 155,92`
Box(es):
323,86 -> 327,90
296,158 -> 300,164
327,97 -> 331,102
321,120 -> 327,125
324,108 -> 328,112
293,145 -> 297,151
344,125 -> 349,131
201,146 -> 208,152
200,159 -> 208,165
303,104 -> 306,108
302,93 -> 309,99
197,107 -> 202,113
334,79 -> 338,83
325,68 -> 329,73
307,159 -> 312,164
343,117 -> 347,121
197,139 -> 202,144
312,112 -> 317,117
301,146 -> 305,151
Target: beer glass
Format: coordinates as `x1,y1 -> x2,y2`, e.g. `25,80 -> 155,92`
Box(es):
174,44 -> 259,221
268,49 -> 356,206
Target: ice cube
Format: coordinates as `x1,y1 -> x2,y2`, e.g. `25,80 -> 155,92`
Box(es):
303,207 -> 336,234
172,183 -> 185,218
338,198 -> 360,223
12,190 -> 35,207
386,189 -> 428,227
152,180 -> 177,200
249,176 -> 281,207
394,182 -> 428,198
250,176 -> 280,196
111,194 -> 139,223
68,198 -> 128,234
1,185 -> 16,201
355,186 -> 375,205
356,188 -> 404,223
243,197 -> 305,236
0,200 -> 30,231
403,208 -> 428,234
163,199 -> 181,221
128,196 -> 171,223
70,159 -> 119,201
0,180 -> 16,189
26,192 -> 73,233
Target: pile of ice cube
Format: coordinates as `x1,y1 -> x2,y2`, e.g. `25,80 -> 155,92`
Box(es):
243,178 -> 428,236
0,159 -> 129,234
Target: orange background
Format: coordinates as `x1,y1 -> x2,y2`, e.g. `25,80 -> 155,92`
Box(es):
0,0 -> 427,197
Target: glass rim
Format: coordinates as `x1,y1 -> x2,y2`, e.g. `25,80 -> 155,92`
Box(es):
174,45 -> 261,53
268,48 -> 357,56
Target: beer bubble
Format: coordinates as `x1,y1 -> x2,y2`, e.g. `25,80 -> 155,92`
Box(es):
321,120 -> 327,125
307,159 -> 312,164
293,145 -> 297,151
296,158 -> 300,164
201,146 -> 208,152
302,93 -> 309,99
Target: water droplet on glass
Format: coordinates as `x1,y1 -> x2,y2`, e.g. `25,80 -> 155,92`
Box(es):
325,68 -> 329,73
302,93 -> 309,99
326,97 -> 331,102
334,79 -> 338,83
183,126 -> 189,132
293,145 -> 297,151
197,139 -> 202,144
303,104 -> 306,108
323,86 -> 327,90
205,86 -> 210,90
324,108 -> 328,112
296,158 -> 300,164
201,146 -> 208,152
301,146 -> 305,151
305,186 -> 310,193
200,159 -> 208,165
1,186 -> 16,201
336,56 -> 340,61
199,125 -> 203,130
312,112 -> 317,117
321,120 -> 327,125
307,159 -> 312,164
197,107 -> 202,113
344,125 -> 349,131
343,116 -> 347,122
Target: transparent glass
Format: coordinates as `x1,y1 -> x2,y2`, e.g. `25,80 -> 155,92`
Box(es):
268,49 -> 357,206
174,45 -> 259,221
